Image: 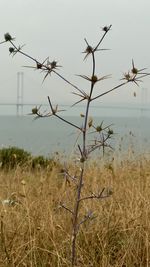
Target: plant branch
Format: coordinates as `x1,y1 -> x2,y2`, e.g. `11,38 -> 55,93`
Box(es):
82,51 -> 96,154
47,96 -> 82,131
91,81 -> 128,101
77,211 -> 96,229
71,49 -> 97,266
79,188 -> 110,202
9,40 -> 84,95
59,203 -> 74,215
94,25 -> 112,52
10,40 -> 37,63
71,167 -> 84,266
53,70 -> 84,94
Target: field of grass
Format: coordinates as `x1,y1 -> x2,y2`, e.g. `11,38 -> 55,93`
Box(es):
0,153 -> 150,267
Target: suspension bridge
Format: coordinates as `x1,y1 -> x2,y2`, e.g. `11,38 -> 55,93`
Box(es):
0,72 -> 149,115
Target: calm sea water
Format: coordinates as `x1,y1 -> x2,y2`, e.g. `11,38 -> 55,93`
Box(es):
0,113 -> 150,157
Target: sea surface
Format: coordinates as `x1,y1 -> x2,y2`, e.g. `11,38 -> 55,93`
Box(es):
0,113 -> 150,157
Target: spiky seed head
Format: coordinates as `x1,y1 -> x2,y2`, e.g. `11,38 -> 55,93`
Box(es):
85,45 -> 93,53
51,61 -> 57,68
4,33 -> 13,41
9,47 -> 15,53
88,117 -> 93,128
91,75 -> 98,83
80,157 -> 85,163
108,129 -> 113,135
80,113 -> 85,118
107,188 -> 113,196
32,107 -> 38,114
131,67 -> 138,75
96,125 -> 102,132
124,73 -> 131,81
102,26 -> 109,32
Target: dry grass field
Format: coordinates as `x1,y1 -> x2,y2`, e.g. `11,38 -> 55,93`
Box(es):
0,154 -> 150,267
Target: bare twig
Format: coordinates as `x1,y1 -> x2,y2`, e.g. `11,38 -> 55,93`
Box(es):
47,96 -> 82,131
91,81 -> 128,101
59,202 -> 74,215
77,211 -> 97,229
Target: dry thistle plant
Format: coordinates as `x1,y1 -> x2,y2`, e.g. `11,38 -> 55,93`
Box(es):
1,26 -> 150,266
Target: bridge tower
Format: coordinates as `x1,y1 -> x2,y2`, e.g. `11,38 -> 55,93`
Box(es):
141,88 -> 148,105
16,72 -> 24,115
141,87 -> 148,117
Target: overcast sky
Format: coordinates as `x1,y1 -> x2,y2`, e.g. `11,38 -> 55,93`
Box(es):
0,0 -> 150,108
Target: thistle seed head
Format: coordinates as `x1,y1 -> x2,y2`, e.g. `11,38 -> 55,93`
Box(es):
32,107 -> 38,114
131,67 -> 138,75
96,125 -> 102,132
51,61 -> 57,68
80,157 -> 86,163
85,45 -> 93,54
91,75 -> 98,83
88,117 -> 93,128
108,129 -> 113,135
4,33 -> 13,41
102,26 -> 109,32
9,47 -> 15,53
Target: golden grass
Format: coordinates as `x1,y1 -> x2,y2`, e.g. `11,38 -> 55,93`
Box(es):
0,155 -> 150,267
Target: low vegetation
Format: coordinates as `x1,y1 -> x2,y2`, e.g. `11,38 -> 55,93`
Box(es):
0,147 -> 57,170
0,154 -> 150,266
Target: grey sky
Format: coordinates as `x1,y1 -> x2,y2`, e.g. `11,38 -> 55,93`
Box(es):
0,0 -> 150,108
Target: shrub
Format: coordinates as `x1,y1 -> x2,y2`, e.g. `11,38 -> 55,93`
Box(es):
31,155 -> 55,170
31,155 -> 48,168
0,146 -> 31,169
